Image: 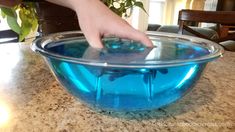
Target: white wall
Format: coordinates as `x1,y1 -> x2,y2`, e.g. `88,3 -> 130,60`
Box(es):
0,16 -> 10,31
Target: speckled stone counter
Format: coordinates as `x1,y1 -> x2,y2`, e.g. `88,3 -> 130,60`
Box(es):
0,43 -> 234,132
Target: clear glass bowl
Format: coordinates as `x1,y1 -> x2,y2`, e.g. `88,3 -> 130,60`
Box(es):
32,31 -> 223,111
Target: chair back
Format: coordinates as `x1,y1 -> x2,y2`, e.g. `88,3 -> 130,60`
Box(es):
178,9 -> 235,43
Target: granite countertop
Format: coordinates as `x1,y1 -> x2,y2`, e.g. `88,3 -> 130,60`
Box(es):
0,43 -> 234,132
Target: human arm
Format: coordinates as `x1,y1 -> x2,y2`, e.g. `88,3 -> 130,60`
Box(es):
0,0 -> 153,48
46,0 -> 153,48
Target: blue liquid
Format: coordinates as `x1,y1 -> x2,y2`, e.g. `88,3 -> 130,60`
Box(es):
48,60 -> 205,111
45,39 -> 209,111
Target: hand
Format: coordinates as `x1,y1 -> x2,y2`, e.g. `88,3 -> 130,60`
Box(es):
47,0 -> 153,48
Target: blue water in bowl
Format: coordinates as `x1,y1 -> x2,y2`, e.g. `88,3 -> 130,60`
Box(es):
45,38 -> 209,111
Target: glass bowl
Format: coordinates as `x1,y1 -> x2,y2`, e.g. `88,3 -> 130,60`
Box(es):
32,31 -> 223,111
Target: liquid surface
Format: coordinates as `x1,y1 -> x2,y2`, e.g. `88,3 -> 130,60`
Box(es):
45,38 -> 209,111
45,38 -> 210,65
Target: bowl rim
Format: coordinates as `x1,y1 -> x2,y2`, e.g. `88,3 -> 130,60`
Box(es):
32,31 -> 224,68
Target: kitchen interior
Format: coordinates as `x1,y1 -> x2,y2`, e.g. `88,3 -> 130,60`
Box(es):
0,0 -> 235,131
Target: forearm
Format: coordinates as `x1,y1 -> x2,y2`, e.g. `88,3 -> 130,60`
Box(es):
0,0 -> 21,7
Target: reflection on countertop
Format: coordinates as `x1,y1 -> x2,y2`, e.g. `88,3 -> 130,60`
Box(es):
0,43 -> 234,131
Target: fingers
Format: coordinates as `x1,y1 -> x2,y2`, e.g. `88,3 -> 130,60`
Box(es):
130,30 -> 154,47
110,23 -> 154,47
84,25 -> 153,49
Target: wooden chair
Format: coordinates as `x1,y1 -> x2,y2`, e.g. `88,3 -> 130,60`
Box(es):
178,9 -> 235,50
